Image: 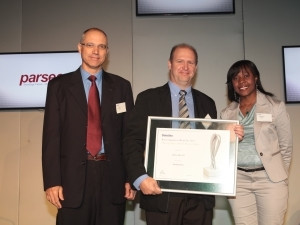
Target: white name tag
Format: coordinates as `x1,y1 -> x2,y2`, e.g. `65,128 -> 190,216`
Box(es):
256,113 -> 272,122
116,102 -> 126,114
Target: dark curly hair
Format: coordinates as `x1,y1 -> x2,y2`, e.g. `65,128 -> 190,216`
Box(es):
226,60 -> 273,102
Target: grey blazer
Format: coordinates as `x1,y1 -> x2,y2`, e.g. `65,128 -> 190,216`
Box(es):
220,91 -> 293,182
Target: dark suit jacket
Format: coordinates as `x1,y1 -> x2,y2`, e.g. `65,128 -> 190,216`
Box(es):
123,83 -> 217,212
42,68 -> 134,208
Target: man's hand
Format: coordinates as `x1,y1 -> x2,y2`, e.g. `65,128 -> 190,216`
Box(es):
124,182 -> 136,200
45,186 -> 64,208
140,177 -> 162,195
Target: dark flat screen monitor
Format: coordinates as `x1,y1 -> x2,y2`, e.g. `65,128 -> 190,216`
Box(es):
136,0 -> 235,16
282,45 -> 300,103
0,51 -> 81,110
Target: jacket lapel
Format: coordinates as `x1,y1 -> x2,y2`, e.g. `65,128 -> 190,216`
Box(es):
100,71 -> 114,121
192,89 -> 203,118
159,83 -> 173,117
68,69 -> 87,117
222,101 -> 239,120
254,91 -> 271,142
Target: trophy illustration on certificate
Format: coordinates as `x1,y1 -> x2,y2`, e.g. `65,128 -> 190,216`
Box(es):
203,133 -> 222,177
145,116 -> 238,196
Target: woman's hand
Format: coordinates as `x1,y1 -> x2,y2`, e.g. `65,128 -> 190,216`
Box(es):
234,125 -> 244,142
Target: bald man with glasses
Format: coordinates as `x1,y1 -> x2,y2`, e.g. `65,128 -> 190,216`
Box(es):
42,27 -> 135,225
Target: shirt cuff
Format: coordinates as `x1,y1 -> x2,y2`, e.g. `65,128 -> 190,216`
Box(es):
133,174 -> 149,190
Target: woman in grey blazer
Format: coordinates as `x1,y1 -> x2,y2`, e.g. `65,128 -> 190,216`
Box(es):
220,60 -> 293,225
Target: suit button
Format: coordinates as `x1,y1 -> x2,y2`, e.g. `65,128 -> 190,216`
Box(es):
260,152 -> 263,156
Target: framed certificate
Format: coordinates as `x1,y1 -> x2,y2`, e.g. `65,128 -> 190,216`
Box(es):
144,116 -> 239,196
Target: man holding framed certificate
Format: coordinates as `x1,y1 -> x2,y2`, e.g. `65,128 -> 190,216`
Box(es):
123,43 -> 225,225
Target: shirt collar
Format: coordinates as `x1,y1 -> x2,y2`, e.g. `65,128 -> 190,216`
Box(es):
80,67 -> 103,83
168,81 -> 192,96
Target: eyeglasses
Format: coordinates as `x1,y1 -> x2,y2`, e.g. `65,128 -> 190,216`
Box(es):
80,43 -> 108,50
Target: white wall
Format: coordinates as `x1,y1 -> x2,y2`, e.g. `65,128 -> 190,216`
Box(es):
0,0 -> 299,224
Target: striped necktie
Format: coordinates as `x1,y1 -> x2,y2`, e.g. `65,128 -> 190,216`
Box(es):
179,90 -> 191,129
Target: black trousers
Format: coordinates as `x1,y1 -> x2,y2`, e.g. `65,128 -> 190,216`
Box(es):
145,195 -> 213,225
56,160 -> 125,225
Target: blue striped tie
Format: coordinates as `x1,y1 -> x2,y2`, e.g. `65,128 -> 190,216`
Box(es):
179,90 -> 191,129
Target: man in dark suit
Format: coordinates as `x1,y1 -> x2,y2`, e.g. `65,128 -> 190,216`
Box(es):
123,43 -> 217,225
42,27 -> 135,225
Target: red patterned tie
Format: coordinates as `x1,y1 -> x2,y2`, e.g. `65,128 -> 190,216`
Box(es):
86,75 -> 102,156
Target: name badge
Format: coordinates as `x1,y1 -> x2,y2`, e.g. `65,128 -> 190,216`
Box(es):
116,102 -> 126,114
256,113 -> 272,122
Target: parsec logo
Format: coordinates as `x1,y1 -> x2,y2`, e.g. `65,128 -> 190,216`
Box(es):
19,73 -> 62,86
